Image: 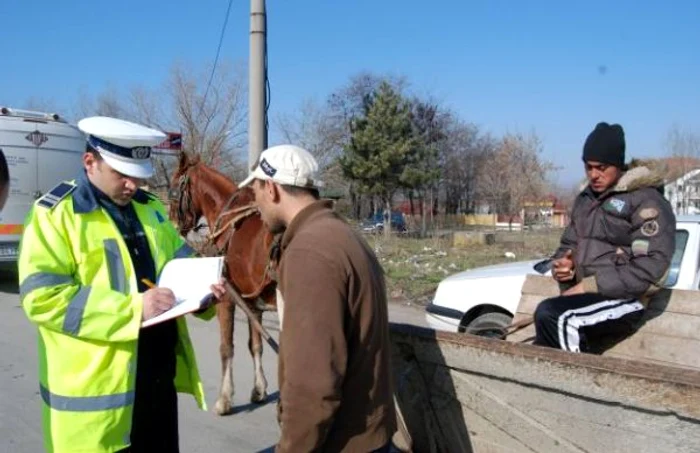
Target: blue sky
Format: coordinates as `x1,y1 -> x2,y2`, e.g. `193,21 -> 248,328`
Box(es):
2,0 -> 698,187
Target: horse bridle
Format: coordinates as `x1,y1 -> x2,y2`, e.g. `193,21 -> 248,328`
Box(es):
169,166 -> 263,254
169,172 -> 200,237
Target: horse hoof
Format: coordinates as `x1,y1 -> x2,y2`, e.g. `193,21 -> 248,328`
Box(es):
214,398 -> 233,416
250,388 -> 268,404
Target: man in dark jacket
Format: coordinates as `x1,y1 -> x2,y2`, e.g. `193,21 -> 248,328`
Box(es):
534,122 -> 676,353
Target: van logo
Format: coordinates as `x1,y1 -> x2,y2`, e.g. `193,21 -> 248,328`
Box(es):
26,130 -> 49,147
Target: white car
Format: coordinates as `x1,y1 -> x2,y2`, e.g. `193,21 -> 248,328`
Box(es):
425,217 -> 700,337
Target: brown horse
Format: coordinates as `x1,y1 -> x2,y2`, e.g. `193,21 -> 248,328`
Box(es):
168,152 -> 278,415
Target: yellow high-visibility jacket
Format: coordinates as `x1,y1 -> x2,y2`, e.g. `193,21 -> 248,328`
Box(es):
19,178 -> 214,453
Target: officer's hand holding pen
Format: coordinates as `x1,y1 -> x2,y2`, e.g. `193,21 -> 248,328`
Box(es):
140,279 -> 176,321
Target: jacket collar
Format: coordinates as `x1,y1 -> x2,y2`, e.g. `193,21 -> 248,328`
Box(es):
582,165 -> 664,200
72,170 -> 150,214
280,200 -> 334,252
611,166 -> 664,193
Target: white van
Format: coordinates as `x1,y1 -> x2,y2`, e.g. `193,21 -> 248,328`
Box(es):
0,107 -> 84,263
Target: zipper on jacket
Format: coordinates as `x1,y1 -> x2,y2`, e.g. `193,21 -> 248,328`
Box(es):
577,192 -> 604,279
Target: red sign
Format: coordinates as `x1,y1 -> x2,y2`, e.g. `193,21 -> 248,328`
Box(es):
154,132 -> 182,151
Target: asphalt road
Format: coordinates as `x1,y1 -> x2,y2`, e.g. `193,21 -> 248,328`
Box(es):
0,273 -> 429,453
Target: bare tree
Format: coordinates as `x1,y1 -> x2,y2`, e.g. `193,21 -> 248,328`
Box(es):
276,72 -> 408,219
20,97 -> 61,114
73,60 -> 248,189
478,132 -> 554,229
439,118 -> 493,215
275,99 -> 345,180
167,61 -> 247,174
74,86 -> 127,120
128,87 -> 168,131
328,72 -> 408,128
665,124 -> 700,214
404,98 -> 447,236
667,124 -> 700,160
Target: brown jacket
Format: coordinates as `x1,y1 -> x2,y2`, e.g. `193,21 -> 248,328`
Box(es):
276,200 -> 396,453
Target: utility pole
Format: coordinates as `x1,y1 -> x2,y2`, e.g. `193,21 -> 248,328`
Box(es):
249,0 -> 267,169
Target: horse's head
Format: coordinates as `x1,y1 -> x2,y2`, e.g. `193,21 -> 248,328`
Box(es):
169,152 -> 278,305
168,152 -> 203,237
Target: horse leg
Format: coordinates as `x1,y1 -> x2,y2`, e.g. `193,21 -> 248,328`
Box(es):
248,309 -> 268,403
214,301 -> 236,415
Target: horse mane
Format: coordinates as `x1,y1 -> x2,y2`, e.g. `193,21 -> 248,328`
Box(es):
174,151 -> 249,200
192,162 -> 255,207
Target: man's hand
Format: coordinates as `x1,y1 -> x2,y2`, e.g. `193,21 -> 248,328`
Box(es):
197,279 -> 228,313
562,282 -> 585,296
553,249 -> 576,282
142,287 -> 176,321
210,278 -> 227,301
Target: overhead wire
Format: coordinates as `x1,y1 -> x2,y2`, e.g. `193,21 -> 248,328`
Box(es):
198,0 -> 235,121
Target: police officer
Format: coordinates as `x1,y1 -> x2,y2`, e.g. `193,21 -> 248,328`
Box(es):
19,116 -> 225,453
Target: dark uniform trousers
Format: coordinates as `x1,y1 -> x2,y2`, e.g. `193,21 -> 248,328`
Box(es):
95,186 -> 180,453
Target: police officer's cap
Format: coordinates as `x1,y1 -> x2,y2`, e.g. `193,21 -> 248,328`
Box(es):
77,116 -> 166,179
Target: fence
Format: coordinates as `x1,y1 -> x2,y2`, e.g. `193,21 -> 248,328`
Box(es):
404,212 -> 569,232
404,214 -> 497,231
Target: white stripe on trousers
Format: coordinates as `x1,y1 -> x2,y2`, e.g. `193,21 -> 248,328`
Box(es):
556,298 -> 644,352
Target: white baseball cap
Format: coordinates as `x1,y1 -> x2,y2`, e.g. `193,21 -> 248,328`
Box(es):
239,144 -> 323,189
77,116 -> 166,179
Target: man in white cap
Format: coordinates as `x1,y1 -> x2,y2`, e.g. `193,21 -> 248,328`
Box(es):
18,116 -> 225,453
240,144 -> 397,453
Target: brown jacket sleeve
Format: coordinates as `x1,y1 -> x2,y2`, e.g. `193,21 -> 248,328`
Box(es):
276,248 -> 348,453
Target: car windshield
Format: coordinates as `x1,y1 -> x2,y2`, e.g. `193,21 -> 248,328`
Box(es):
665,229 -> 688,287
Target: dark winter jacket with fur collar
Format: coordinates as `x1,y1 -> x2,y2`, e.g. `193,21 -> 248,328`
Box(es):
557,166 -> 676,303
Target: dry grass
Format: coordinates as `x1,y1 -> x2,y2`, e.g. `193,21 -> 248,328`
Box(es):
361,229 -> 563,305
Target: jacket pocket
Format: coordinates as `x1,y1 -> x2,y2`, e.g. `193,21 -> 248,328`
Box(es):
601,211 -> 632,245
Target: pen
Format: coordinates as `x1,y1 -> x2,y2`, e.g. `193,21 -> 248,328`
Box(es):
141,278 -> 156,289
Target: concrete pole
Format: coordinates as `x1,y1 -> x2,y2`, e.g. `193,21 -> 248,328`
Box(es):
249,0 -> 267,170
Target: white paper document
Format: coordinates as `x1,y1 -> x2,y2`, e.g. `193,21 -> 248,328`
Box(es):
141,256 -> 225,328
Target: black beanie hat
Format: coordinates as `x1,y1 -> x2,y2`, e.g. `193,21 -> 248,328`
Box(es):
582,122 -> 626,168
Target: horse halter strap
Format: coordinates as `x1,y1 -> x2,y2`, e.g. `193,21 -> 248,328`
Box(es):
208,204 -> 260,242
209,189 -> 256,239
207,189 -> 260,257
171,173 -> 196,235
205,187 -> 275,300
